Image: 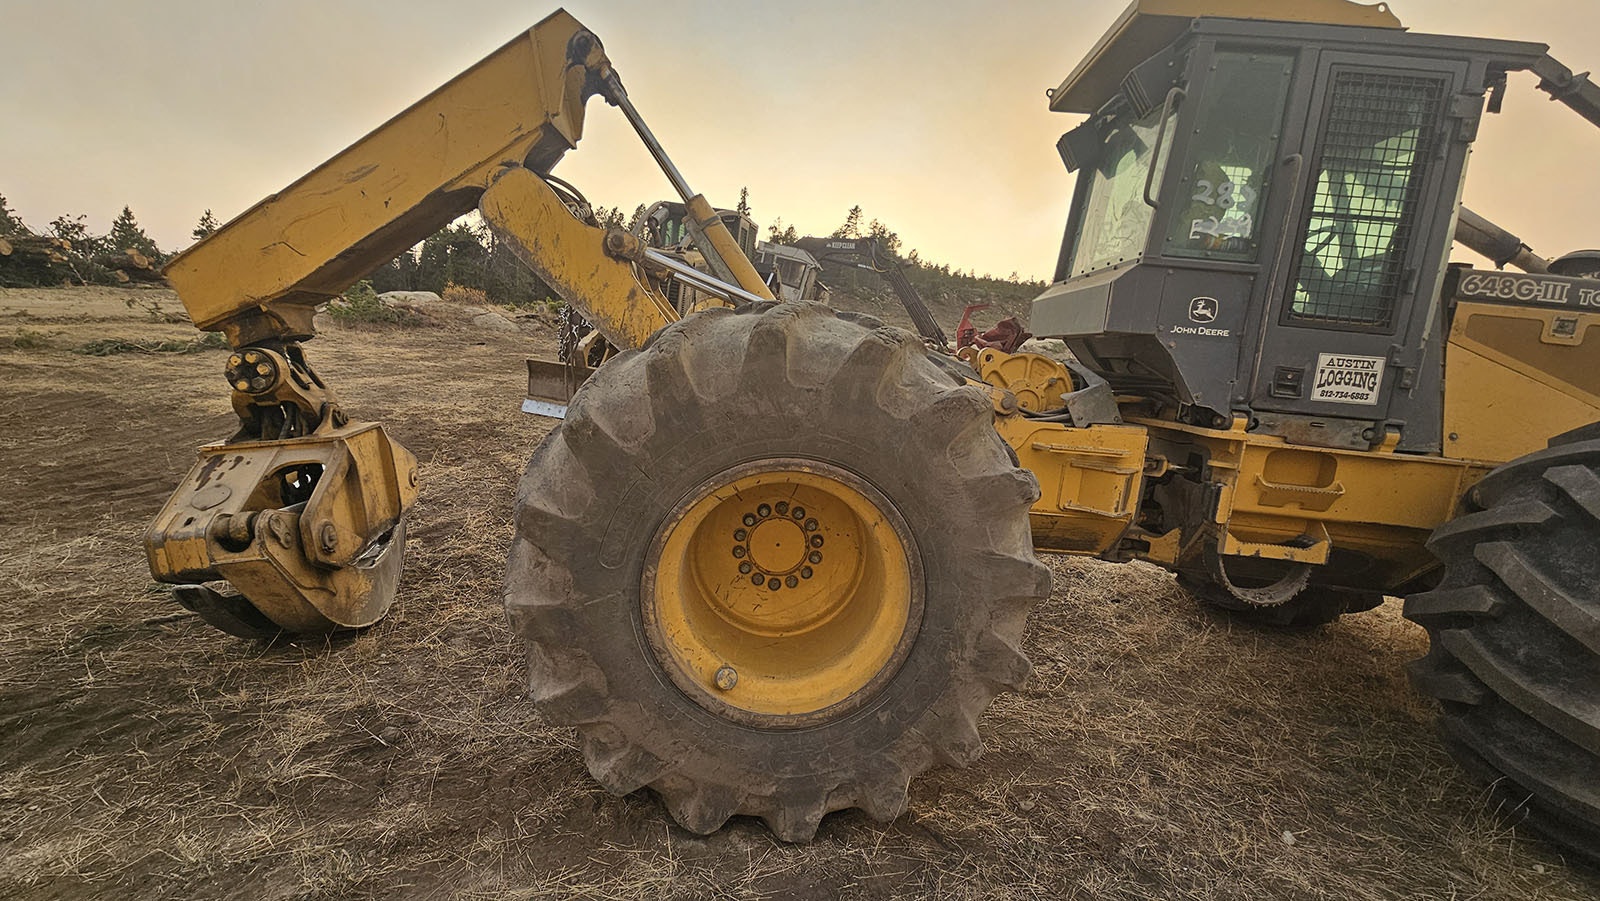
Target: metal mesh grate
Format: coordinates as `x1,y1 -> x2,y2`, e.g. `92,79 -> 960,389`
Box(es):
1288,70 -> 1445,329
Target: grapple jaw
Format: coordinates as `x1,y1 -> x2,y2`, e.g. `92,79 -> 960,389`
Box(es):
146,422 -> 416,635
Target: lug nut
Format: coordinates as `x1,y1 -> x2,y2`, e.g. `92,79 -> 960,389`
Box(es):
808,551 -> 822,565
743,514 -> 757,527
714,665 -> 738,691
804,519 -> 818,532
801,566 -> 813,579
785,575 -> 798,588
738,562 -> 752,574
734,528 -> 747,541
757,503 -> 771,518
810,535 -> 824,548
791,507 -> 805,519
775,501 -> 789,515
767,578 -> 781,590
732,546 -> 746,558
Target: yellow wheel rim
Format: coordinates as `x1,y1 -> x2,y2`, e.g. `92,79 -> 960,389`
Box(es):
642,458 -> 923,728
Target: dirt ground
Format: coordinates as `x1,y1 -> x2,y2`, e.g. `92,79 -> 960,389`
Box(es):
1,287 -> 1596,900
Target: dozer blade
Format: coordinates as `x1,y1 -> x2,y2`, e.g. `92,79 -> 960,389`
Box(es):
146,423 -> 416,635
522,356 -> 593,419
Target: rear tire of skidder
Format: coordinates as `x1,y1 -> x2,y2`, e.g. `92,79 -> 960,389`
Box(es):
505,302 -> 1050,841
1404,423 -> 1600,865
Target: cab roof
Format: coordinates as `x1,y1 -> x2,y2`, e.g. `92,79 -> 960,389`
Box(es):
1049,0 -> 1404,114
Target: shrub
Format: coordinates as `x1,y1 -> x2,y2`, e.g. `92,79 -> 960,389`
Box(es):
442,282 -> 489,306
325,280 -> 419,326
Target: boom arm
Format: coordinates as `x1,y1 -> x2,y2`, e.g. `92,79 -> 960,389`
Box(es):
1450,50 -> 1600,274
1531,51 -> 1600,130
166,11 -> 604,345
792,236 -> 949,347
164,9 -> 770,349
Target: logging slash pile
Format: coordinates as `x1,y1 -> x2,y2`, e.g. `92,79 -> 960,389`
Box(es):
0,195 -> 173,289
0,235 -> 165,285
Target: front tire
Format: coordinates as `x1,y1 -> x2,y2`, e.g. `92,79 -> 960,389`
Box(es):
506,302 -> 1049,840
1405,424 -> 1600,864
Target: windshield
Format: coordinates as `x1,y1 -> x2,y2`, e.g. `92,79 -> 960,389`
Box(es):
1067,103 -> 1174,277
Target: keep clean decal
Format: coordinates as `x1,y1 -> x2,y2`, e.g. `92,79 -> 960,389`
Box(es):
1311,353 -> 1384,405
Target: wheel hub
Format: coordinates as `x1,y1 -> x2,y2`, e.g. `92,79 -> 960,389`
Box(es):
642,458 -> 923,728
747,515 -> 807,575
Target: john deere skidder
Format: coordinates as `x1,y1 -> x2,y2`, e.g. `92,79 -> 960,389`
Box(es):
148,0 -> 1599,860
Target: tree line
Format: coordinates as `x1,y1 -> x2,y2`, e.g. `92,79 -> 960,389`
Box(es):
2,188 -> 1042,300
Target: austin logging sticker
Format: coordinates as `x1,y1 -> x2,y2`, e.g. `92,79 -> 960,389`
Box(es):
1311,353 -> 1384,405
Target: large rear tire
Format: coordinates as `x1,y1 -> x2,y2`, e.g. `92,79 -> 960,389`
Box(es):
1404,424 -> 1600,864
506,302 -> 1049,841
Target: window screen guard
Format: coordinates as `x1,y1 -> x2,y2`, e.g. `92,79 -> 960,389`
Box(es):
1287,69 -> 1446,330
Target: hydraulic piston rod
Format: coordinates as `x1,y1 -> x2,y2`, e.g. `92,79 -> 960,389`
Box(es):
597,70 -> 774,300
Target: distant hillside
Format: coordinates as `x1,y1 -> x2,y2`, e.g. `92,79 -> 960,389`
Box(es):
815,260 -> 1042,339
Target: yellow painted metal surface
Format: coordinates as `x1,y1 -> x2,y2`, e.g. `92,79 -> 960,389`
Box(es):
1000,408 -> 1488,590
479,165 -> 678,349
1132,419 -> 1490,588
641,461 -> 920,725
973,350 -> 1076,413
164,9 -> 605,336
1050,0 -> 1402,113
146,423 -> 418,631
998,418 -> 1148,554
1443,302 -> 1600,464
683,195 -> 776,301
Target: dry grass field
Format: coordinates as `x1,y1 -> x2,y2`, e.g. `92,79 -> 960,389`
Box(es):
1,287 -> 1596,899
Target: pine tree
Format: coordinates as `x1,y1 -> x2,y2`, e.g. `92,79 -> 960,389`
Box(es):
765,218 -> 798,245
831,205 -> 863,239
627,204 -> 647,231
736,187 -> 751,217
591,205 -> 626,230
192,209 -> 219,242
867,218 -> 901,256
108,206 -> 161,259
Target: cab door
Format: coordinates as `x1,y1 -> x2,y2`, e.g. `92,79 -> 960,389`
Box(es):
1248,53 -> 1467,425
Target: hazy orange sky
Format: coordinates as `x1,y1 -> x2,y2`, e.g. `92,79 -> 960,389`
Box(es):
2,0 -> 1597,280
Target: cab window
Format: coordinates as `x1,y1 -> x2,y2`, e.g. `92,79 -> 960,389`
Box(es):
1162,52 -> 1295,262
1067,102 -> 1175,277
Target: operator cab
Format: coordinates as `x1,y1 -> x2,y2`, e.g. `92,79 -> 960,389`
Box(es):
1033,0 -> 1548,452
636,200 -> 759,259
754,242 -> 826,303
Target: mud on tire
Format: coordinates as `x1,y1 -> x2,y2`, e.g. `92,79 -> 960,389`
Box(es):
1405,424 -> 1600,865
505,302 -> 1049,841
